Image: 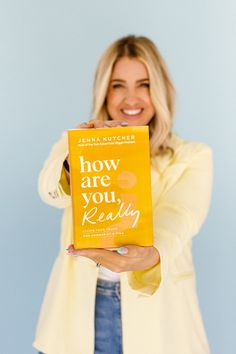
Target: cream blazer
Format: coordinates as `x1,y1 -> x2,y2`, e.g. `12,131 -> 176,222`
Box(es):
33,131 -> 213,354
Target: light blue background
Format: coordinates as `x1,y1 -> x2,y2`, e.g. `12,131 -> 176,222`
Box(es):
0,1 -> 235,353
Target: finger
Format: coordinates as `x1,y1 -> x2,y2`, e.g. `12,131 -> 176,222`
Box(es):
95,120 -> 122,128
80,119 -> 108,129
67,244 -> 146,258
85,119 -> 111,129
103,120 -> 128,128
66,246 -> 125,271
76,119 -> 129,129
66,244 -> 75,252
90,119 -> 129,128
116,246 -> 129,255
75,120 -> 96,129
116,245 -> 151,258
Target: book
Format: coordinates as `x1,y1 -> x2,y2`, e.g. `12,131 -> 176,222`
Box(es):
67,125 -> 153,249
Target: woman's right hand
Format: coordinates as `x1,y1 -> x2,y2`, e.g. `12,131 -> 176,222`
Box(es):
65,119 -> 128,179
75,119 -> 128,129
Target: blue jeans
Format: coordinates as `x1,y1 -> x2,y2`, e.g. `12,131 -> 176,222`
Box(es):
38,277 -> 123,354
94,278 -> 123,354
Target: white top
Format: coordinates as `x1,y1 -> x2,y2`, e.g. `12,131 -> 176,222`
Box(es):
97,247 -> 121,281
98,266 -> 120,281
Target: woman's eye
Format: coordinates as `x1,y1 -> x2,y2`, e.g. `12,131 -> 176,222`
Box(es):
111,83 -> 149,89
112,84 -> 123,88
141,83 -> 150,88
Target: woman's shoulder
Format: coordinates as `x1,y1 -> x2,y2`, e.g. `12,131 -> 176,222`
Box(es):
169,131 -> 213,160
151,132 -> 213,174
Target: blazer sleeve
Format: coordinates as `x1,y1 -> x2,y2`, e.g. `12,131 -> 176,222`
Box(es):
38,131 -> 71,208
127,143 -> 214,296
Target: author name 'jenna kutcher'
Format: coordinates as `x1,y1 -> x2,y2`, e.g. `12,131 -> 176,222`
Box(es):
77,133 -> 135,144
67,126 -> 153,249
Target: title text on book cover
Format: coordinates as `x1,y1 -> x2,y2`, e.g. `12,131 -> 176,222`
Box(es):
79,156 -> 140,228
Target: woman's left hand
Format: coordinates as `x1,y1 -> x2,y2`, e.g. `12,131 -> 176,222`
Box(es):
66,244 -> 160,272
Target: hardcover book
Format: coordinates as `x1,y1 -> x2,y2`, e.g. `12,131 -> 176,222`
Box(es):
67,125 -> 153,249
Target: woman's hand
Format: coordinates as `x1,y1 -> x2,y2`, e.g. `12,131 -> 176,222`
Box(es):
75,119 -> 128,129
66,119 -> 128,166
66,244 -> 160,272
64,119 -> 128,182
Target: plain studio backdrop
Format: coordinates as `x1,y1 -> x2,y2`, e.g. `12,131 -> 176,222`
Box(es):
0,1 -> 235,353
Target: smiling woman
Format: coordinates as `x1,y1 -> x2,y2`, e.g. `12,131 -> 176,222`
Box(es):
106,57 -> 155,126
33,35 -> 213,354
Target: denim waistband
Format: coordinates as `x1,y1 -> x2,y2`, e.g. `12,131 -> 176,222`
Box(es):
96,277 -> 120,289
96,278 -> 121,299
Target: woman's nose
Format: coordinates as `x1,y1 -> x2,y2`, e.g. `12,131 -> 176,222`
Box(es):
123,91 -> 140,105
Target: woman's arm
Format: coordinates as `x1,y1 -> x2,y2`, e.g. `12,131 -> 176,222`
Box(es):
127,143 -> 214,296
38,122 -> 95,208
38,131 -> 71,208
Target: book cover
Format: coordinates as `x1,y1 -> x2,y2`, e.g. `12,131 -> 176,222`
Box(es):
67,125 -> 153,249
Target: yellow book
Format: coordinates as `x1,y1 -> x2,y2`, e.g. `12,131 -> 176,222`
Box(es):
67,125 -> 153,249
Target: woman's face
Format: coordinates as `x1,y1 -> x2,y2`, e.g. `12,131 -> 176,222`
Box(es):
106,57 -> 155,126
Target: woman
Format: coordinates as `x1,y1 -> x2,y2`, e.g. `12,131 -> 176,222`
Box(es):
33,35 -> 213,354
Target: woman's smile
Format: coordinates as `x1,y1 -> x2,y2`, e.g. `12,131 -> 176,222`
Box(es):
120,108 -> 144,118
106,57 -> 155,126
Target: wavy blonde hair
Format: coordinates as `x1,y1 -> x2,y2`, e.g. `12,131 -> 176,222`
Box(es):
91,35 -> 176,164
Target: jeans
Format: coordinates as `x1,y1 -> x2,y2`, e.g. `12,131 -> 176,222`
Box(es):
38,277 -> 123,354
94,278 -> 123,354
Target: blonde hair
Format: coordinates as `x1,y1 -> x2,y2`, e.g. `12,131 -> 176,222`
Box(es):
91,35 -> 176,165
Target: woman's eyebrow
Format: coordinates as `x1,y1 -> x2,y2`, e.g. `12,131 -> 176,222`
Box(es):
111,78 -> 149,82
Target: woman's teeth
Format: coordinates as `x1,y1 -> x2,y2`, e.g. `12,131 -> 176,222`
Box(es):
122,109 -> 143,116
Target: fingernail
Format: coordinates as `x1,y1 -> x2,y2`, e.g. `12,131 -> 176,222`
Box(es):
66,251 -> 79,257
67,252 -> 80,257
117,247 -> 128,255
121,121 -> 128,126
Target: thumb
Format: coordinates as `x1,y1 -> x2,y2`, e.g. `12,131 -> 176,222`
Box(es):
116,245 -> 152,257
116,245 -> 142,255
116,246 -> 129,255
